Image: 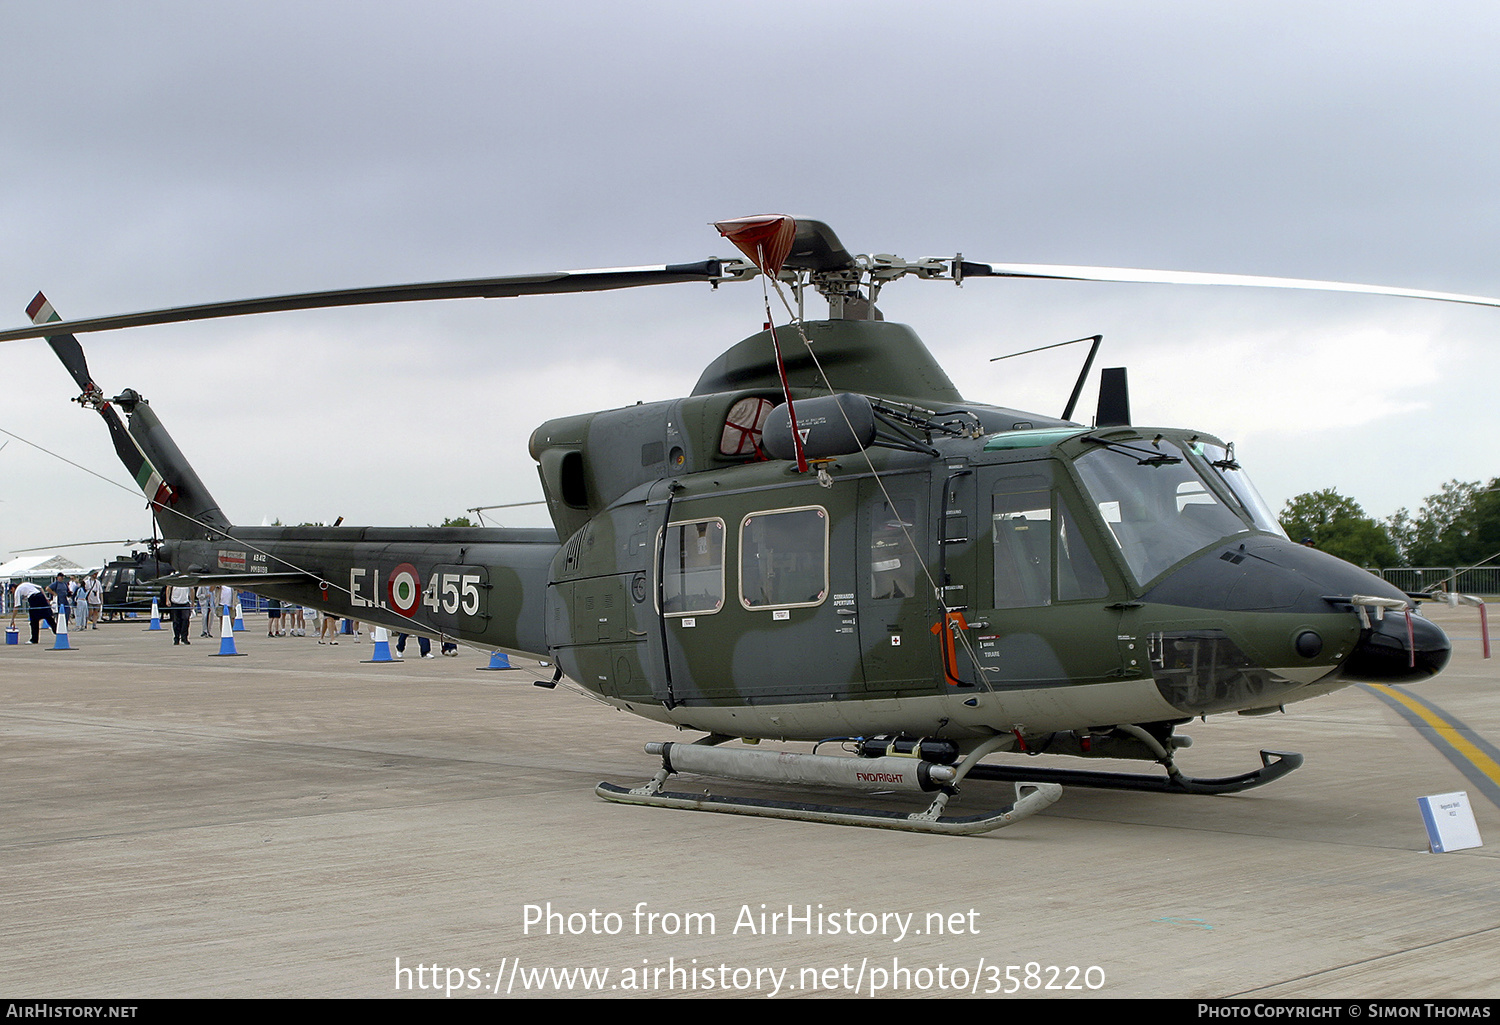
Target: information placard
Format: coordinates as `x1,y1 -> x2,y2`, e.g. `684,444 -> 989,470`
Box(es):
1418,791 -> 1482,853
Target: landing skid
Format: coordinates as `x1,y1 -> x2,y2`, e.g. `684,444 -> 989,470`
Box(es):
966,748 -> 1304,795
597,735 -> 1061,835
595,778 -> 1061,836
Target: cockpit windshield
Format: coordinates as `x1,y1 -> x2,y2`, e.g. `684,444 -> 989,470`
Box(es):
1189,441 -> 1287,538
1072,438 -> 1251,586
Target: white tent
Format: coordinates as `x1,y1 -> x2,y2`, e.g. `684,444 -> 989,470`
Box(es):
1,554 -> 91,613
0,554 -> 89,581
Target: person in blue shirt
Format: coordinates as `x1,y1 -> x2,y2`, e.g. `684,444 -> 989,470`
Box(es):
48,573 -> 71,620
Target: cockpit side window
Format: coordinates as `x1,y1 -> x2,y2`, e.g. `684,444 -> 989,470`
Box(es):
992,477 -> 1052,609
989,465 -> 1110,608
1057,501 -> 1109,601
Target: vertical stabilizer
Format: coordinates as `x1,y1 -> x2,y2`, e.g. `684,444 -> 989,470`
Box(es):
115,392 -> 231,539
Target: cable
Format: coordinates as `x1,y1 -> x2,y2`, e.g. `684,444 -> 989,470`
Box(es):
759,276 -> 1000,697
0,421 -> 466,645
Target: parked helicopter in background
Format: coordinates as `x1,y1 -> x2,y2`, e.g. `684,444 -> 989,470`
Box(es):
3,215 -> 1491,835
6,538 -> 169,620
97,547 -> 173,620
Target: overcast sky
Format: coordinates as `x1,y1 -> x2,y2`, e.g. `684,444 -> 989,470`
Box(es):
3,1 -> 1499,567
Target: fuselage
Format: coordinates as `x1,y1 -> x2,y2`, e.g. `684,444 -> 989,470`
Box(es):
536,422 -> 1447,742
156,420 -> 1448,750
141,319 -> 1446,748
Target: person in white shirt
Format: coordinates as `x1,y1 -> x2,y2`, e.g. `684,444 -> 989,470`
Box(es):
85,572 -> 104,630
17,581 -> 56,644
164,585 -> 193,645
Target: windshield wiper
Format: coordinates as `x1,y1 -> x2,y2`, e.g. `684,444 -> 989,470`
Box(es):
1083,435 -> 1183,466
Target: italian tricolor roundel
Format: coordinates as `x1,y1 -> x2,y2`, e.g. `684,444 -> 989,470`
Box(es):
389,563 -> 421,616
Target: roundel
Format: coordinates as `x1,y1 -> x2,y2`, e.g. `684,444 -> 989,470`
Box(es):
389,563 -> 421,616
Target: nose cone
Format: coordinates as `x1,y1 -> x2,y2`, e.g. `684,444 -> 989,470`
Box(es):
1138,536 -> 1453,700
1339,609 -> 1451,684
1143,534 -> 1407,613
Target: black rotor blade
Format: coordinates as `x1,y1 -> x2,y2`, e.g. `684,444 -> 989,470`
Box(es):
782,218 -> 857,273
957,262 -> 1500,309
47,334 -> 94,391
0,260 -> 727,343
11,538 -> 146,553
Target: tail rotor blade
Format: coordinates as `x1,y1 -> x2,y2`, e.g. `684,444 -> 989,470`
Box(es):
25,293 -> 180,512
28,292 -> 96,394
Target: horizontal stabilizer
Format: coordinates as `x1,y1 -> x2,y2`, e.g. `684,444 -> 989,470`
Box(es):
153,571 -> 318,588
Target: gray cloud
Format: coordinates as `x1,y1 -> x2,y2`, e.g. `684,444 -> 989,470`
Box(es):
3,1 -> 1498,563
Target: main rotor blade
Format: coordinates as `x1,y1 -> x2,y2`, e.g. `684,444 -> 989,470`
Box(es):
958,262 -> 1500,309
11,539 -> 146,553
783,218 -> 857,273
0,260 -> 728,343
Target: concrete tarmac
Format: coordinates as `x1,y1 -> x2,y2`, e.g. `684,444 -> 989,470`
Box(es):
0,607 -> 1496,999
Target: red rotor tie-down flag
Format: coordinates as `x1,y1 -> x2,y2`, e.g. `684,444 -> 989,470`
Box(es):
713,215 -> 808,472
713,214 -> 796,276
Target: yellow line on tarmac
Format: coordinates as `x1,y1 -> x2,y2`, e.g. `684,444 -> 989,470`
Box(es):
1366,683 -> 1500,789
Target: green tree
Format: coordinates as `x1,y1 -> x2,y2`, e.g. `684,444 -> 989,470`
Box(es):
439,516 -> 475,527
1391,479 -> 1500,567
1279,489 -> 1398,567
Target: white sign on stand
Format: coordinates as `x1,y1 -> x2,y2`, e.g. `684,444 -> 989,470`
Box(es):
1417,791 -> 1482,853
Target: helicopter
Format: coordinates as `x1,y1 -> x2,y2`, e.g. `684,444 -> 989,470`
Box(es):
7,538 -> 169,621
3,215 -> 1489,835
96,547 -> 173,621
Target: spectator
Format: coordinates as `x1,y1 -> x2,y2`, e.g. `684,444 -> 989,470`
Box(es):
49,573 -> 71,623
17,580 -> 55,644
197,585 -> 216,638
85,572 -> 104,630
395,632 -> 432,658
163,584 -> 193,645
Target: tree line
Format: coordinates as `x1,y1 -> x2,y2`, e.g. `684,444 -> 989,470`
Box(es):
1280,480 -> 1500,568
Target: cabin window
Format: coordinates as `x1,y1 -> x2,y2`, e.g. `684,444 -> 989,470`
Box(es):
660,518 -> 725,615
870,497 -> 919,600
740,506 -> 828,609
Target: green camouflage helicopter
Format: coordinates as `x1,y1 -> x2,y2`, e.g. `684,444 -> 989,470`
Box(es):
3,215 -> 1489,835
